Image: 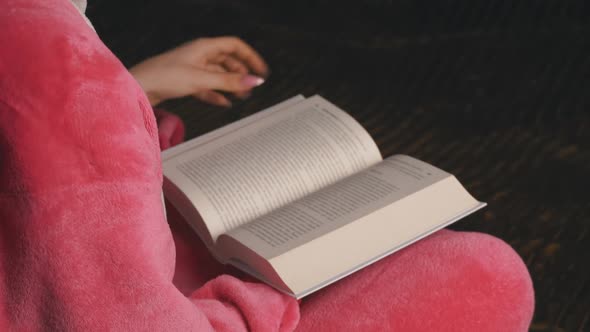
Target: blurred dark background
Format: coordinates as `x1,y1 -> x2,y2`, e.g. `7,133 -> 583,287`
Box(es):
88,1 -> 589,330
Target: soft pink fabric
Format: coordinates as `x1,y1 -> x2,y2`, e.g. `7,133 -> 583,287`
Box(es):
296,230 -> 534,331
154,109 -> 185,150
0,1 -> 297,331
0,0 -> 534,331
171,208 -> 536,332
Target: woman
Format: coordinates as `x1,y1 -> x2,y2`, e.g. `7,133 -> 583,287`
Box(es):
0,0 -> 534,330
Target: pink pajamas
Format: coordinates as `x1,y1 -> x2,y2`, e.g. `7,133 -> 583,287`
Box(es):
169,204 -> 534,332
0,0 -> 534,331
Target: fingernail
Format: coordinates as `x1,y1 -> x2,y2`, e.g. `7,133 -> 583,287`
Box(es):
241,75 -> 265,88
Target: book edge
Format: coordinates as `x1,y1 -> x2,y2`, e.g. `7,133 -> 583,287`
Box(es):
291,201 -> 487,299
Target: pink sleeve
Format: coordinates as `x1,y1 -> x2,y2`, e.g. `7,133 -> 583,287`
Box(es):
0,0 -> 299,331
153,109 -> 185,150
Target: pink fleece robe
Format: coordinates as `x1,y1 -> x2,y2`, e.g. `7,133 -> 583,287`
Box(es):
0,0 -> 534,331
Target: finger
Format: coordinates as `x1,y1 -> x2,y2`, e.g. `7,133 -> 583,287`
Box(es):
221,56 -> 248,75
199,65 -> 249,99
209,55 -> 248,75
215,56 -> 250,99
203,37 -> 269,77
205,63 -> 226,73
193,70 -> 265,93
194,90 -> 232,107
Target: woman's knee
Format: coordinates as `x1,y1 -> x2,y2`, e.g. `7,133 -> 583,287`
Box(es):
298,230 -> 534,331
412,229 -> 535,331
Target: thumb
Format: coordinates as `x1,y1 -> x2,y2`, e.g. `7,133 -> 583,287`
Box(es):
193,71 -> 265,92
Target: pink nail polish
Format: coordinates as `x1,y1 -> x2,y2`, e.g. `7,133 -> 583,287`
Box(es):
241,75 -> 265,88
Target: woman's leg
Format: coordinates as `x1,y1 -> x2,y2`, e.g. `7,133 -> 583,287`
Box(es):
296,229 -> 534,332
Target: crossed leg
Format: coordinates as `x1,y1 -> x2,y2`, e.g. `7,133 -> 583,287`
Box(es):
167,195 -> 534,332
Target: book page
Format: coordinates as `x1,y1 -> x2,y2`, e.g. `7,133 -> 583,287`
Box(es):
162,95 -> 305,161
282,176 -> 484,298
162,96 -> 305,250
220,155 -> 485,297
224,155 -> 474,258
163,96 -> 382,241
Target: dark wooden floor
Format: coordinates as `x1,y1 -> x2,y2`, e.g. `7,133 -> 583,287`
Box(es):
88,1 -> 590,330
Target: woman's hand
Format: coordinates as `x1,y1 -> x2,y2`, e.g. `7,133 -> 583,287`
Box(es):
129,36 -> 269,106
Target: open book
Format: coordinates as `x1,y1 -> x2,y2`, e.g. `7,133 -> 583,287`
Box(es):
162,95 -> 486,299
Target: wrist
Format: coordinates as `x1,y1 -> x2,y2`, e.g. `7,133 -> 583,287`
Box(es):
144,92 -> 163,106
129,66 -> 162,106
